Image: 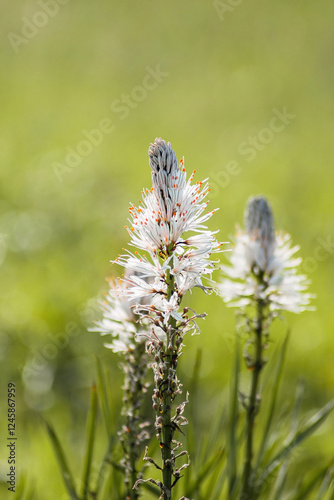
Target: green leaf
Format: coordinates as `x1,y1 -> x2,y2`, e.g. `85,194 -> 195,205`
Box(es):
95,357 -> 113,437
268,460 -> 289,500
81,384 -> 98,500
292,461 -> 334,500
209,466 -> 228,500
255,333 -> 289,472
93,434 -> 115,497
266,379 -> 304,500
227,335 -> 240,497
315,467 -> 334,500
186,448 -> 225,498
259,400 -> 334,483
185,349 -> 202,491
44,419 -> 79,500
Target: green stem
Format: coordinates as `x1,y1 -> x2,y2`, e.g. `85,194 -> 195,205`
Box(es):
127,413 -> 139,500
123,341 -> 147,499
162,343 -> 173,500
240,299 -> 264,500
161,268 -> 176,500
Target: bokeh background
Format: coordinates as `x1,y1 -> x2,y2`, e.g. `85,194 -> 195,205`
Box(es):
0,0 -> 333,498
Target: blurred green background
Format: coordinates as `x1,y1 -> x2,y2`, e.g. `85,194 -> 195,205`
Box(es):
0,0 -> 333,498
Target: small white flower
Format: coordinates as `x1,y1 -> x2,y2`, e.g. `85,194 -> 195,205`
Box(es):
219,196 -> 313,314
93,276 -> 149,354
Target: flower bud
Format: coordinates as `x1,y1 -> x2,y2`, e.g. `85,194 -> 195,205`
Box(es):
245,196 -> 275,257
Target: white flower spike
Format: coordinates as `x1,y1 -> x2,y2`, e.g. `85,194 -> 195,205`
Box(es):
115,137 -> 223,323
116,137 -> 224,499
219,195 -> 313,314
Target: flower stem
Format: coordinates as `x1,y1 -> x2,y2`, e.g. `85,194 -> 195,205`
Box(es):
128,420 -> 139,500
121,342 -> 148,500
160,269 -> 177,500
162,334 -> 174,500
240,299 -> 264,500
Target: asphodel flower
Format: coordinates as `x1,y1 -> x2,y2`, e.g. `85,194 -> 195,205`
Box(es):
95,274 -> 148,353
114,138 -> 222,330
220,196 -> 314,500
112,137 -> 224,499
219,195 -> 313,314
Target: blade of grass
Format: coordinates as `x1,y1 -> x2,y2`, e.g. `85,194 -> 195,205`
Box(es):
202,400 -> 227,463
209,465 -> 228,500
292,461 -> 334,500
186,448 -> 225,498
255,333 -> 289,472
315,466 -> 334,500
291,379 -> 305,434
95,357 -> 113,437
259,400 -> 334,483
185,349 -> 202,491
268,460 -> 289,500
44,419 -> 79,500
266,379 -> 305,500
81,384 -> 98,500
93,434 -> 116,497
228,335 -> 240,497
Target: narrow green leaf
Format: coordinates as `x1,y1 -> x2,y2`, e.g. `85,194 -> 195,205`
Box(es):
186,448 -> 225,497
255,333 -> 289,471
266,379 -> 304,500
292,461 -> 334,500
202,397 -> 227,465
44,419 -> 79,500
228,335 -> 240,497
100,467 -> 117,500
95,357 -> 113,437
260,400 -> 334,483
315,467 -> 334,500
93,434 -> 115,497
185,349 -> 202,491
81,384 -> 98,500
268,460 -> 289,500
291,379 -> 305,434
209,466 -> 228,500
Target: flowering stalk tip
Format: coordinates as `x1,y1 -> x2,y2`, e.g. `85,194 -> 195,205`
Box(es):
220,195 -> 312,314
244,195 -> 275,264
